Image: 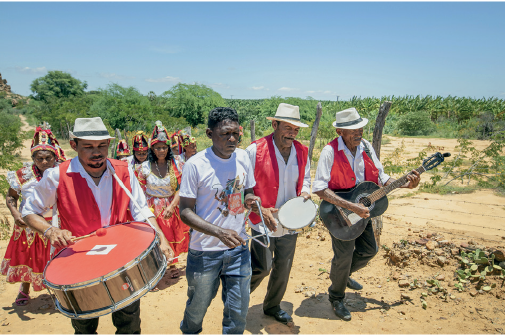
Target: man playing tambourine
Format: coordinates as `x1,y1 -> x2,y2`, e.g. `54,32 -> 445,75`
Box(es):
22,117 -> 173,334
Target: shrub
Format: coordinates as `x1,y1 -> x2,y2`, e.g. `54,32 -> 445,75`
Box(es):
396,110 -> 434,136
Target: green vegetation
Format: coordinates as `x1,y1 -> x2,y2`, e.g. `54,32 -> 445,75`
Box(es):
0,100 -> 26,195
30,70 -> 88,102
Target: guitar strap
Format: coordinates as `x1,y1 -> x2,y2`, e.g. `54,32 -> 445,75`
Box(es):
361,139 -> 385,186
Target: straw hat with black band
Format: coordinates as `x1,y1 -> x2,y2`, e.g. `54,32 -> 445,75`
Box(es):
266,103 -> 309,128
332,107 -> 368,129
69,117 -> 115,140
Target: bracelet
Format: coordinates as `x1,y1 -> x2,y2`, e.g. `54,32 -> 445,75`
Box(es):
43,226 -> 53,237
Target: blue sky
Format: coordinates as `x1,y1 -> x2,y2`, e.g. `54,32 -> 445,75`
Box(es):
1,2 -> 504,100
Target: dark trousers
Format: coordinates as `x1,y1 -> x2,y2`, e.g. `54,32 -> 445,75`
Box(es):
250,229 -> 298,314
71,300 -> 141,334
328,220 -> 378,302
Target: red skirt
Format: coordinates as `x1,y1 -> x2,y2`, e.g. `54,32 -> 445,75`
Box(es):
1,225 -> 51,291
147,195 -> 189,264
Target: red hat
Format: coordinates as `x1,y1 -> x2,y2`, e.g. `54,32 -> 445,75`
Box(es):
31,127 -> 67,161
132,131 -> 149,151
115,139 -> 131,158
150,121 -> 170,147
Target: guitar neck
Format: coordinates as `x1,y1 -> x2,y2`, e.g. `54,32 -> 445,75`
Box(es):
368,165 -> 426,203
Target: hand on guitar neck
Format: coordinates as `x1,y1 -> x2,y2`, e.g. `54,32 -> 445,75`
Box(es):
318,152 -> 450,241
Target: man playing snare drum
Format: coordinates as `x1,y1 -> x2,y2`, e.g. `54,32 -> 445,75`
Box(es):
313,108 -> 420,321
245,103 -> 312,324
22,117 -> 173,334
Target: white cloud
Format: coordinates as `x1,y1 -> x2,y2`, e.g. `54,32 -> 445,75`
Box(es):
145,76 -> 181,83
210,82 -> 230,89
306,90 -> 316,94
251,86 -> 268,91
150,46 -> 182,54
14,66 -> 47,74
323,90 -> 332,94
278,87 -> 298,92
98,73 -> 135,80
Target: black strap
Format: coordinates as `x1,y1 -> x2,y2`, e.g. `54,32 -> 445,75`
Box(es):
361,139 -> 372,158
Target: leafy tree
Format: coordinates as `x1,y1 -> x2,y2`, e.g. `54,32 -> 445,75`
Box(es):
0,104 -> 25,195
30,71 -> 88,102
162,83 -> 225,127
90,84 -> 156,131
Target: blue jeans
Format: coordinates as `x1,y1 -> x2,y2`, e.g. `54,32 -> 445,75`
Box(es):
180,244 -> 251,334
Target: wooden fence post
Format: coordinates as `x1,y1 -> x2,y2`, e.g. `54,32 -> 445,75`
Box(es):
308,102 -> 323,163
250,120 -> 255,143
370,100 -> 392,246
372,101 -> 392,160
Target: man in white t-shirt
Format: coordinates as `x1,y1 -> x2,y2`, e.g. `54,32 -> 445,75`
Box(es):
179,107 -> 273,334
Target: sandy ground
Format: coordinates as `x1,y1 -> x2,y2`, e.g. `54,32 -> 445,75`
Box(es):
1,118 -> 504,334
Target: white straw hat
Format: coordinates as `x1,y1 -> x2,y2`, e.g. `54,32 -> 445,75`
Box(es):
332,107 -> 368,129
69,117 -> 115,140
266,103 -> 309,128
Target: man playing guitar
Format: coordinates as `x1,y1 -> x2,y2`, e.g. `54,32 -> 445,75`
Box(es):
312,108 -> 420,321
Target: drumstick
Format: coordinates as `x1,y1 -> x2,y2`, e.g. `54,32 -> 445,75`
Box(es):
71,228 -> 107,242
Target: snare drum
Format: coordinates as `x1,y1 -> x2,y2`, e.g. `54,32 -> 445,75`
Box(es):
43,222 -> 167,319
277,196 -> 318,232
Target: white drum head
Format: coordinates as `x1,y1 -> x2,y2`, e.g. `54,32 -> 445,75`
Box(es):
277,197 -> 318,230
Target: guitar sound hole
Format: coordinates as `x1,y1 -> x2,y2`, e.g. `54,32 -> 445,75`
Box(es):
359,197 -> 372,208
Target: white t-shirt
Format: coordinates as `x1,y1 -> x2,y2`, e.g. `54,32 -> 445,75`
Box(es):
179,147 -> 256,251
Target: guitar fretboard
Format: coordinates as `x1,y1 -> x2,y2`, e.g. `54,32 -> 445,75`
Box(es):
367,166 -> 426,203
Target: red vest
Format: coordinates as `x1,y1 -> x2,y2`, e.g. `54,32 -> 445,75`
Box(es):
250,133 -> 308,224
327,138 -> 379,191
56,159 -> 132,237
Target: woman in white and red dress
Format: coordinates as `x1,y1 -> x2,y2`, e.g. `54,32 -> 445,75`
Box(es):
1,127 -> 66,305
136,122 -> 189,279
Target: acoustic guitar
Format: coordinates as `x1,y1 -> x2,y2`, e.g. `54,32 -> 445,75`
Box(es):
319,152 -> 451,241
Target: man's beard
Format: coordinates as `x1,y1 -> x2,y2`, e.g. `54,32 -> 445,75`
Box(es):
87,156 -> 105,169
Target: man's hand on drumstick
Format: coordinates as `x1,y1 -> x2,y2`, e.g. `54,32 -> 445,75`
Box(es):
244,193 -> 278,232
46,227 -> 75,249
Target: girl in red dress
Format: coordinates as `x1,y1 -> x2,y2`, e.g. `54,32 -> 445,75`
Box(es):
2,127 -> 66,305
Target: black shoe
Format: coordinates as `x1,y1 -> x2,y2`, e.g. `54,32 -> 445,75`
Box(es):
346,277 -> 363,290
265,309 -> 293,324
331,300 -> 351,321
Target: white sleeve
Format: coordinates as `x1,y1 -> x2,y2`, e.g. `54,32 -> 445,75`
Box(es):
312,145 -> 334,193
128,165 -> 154,221
245,143 -> 257,171
364,140 -> 391,185
21,166 -> 59,217
302,151 -> 311,194
179,161 -> 198,199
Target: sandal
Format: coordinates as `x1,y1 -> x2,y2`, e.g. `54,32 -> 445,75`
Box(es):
150,287 -> 160,292
15,289 -> 29,306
